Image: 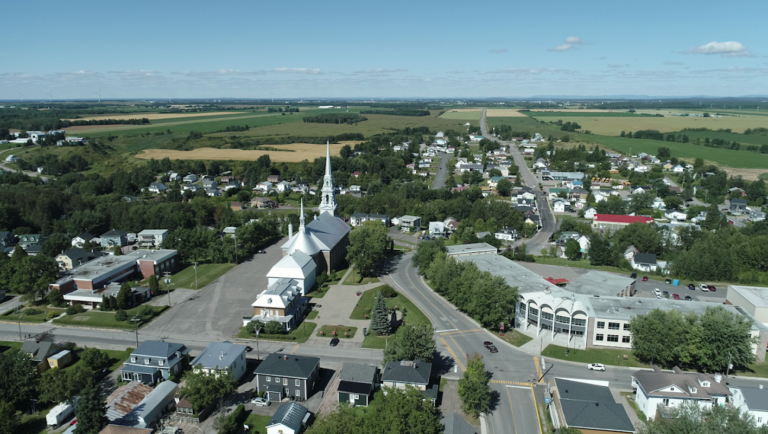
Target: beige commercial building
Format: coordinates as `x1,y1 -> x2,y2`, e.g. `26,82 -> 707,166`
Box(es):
727,285 -> 768,325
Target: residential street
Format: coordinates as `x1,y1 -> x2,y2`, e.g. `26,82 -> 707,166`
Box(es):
432,152 -> 451,189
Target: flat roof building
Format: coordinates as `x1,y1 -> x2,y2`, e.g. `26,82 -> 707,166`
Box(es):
727,285 -> 768,326
446,242 -> 498,257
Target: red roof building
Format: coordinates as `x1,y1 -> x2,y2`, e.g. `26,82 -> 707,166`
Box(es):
545,277 -> 569,286
592,214 -> 653,234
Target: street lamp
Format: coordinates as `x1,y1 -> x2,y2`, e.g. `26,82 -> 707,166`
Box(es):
17,308 -> 25,341
194,261 -> 198,290
255,329 -> 260,361
164,272 -> 172,307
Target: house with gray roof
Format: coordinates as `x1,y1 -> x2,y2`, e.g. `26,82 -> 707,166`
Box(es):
101,229 -> 128,248
0,231 -> 16,247
338,363 -> 377,407
730,386 -> 768,427
266,402 -> 309,434
20,339 -> 65,372
382,359 -> 437,406
120,341 -> 189,385
254,353 -> 320,402
632,366 -> 731,420
442,413 -> 478,434
112,380 -> 178,429
552,378 -> 635,433
190,341 -> 247,382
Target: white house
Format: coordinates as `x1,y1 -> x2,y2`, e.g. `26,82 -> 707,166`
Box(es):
494,227 -> 518,241
631,253 -> 658,272
190,342 -> 248,382
577,235 -> 590,253
4,155 -> 17,163
634,165 -> 650,173
168,172 -> 181,182
137,229 -> 169,248
730,387 -> 768,427
254,181 -> 273,193
349,185 -> 362,193
148,182 -> 167,194
632,367 -> 730,420
652,197 -> 666,210
672,165 -> 685,173
275,181 -> 292,193
265,250 -> 317,295
665,210 -> 687,222
552,200 -> 567,213
428,222 -> 447,238
583,207 -> 597,219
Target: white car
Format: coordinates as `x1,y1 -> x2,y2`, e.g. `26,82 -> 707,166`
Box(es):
250,397 -> 269,407
700,284 -> 709,292
588,363 -> 606,371
654,288 -> 662,296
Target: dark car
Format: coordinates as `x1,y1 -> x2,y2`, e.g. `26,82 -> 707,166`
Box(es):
708,285 -> 716,292
630,273 -> 638,279
663,291 -> 670,299
329,338 -> 340,347
688,283 -> 696,290
483,341 -> 498,353
665,279 -> 672,285
642,276 -> 648,282
685,296 -> 693,301
257,250 -> 266,254
92,367 -> 109,382
246,345 -> 253,352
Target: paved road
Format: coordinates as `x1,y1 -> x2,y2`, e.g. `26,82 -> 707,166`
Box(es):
432,153 -> 450,189
479,109 -> 557,254
0,145 -> 51,181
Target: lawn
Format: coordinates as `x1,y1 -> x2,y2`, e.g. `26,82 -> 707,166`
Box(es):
306,311 -> 318,320
350,285 -> 431,349
317,325 -> 357,339
541,344 -> 649,368
739,362 -> 768,378
171,263 -> 236,289
0,340 -> 22,353
621,391 -> 647,422
2,306 -> 66,323
342,268 -> 380,285
245,414 -> 273,434
238,321 -> 317,344
52,305 -> 167,329
498,329 -> 533,347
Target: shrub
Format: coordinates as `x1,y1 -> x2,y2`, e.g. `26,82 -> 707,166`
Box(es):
115,310 -> 128,321
264,321 -> 284,335
380,285 -> 397,298
66,305 -> 84,316
46,311 -> 58,320
81,348 -> 110,370
24,308 -> 43,316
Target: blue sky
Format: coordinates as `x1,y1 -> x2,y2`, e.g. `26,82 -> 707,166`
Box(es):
2,0 -> 767,99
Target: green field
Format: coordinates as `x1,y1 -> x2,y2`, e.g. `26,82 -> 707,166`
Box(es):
532,113 -> 768,135
498,329 -> 533,347
171,263 -> 236,289
245,414 -> 273,434
2,307 -> 66,323
350,285 -> 431,349
342,268 -> 381,285
439,110 -> 482,120
527,111 -> 650,117
52,305 -> 167,329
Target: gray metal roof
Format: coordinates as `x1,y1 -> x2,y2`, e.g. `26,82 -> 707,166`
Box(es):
118,381 -> 178,428
442,413 -> 477,434
132,341 -> 187,363
633,253 -> 657,265
255,353 -> 320,379
340,363 -> 377,384
20,339 -> 59,362
445,243 -> 497,256
566,271 -> 635,297
191,342 -> 246,371
555,378 -> 635,433
739,387 -> 768,412
633,369 -> 730,400
268,402 -> 308,432
382,360 -> 431,385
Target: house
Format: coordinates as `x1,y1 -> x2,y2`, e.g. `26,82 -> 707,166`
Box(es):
275,180 -> 292,193
123,196 -> 139,203
442,413 -> 477,434
631,253 -> 658,272
137,229 -> 168,248
368,214 -> 390,227
254,353 -> 321,402
749,211 -> 766,222
494,227 -> 518,242
350,213 -> 369,227
224,179 -> 242,191
112,381 -> 179,429
55,248 -> 106,271
71,232 -> 95,248
229,201 -> 244,211
592,214 -> 654,234
549,188 -> 569,200
245,276 -> 311,330
398,215 -> 422,232
351,171 -> 361,178
99,425 -> 152,434
730,386 -> 768,427
632,366 -> 731,420
4,154 -> 17,163
182,174 -> 198,183
292,181 -> 309,194
205,188 -> 221,197
728,187 -> 746,198
63,282 -> 151,310
349,185 -> 362,193
168,172 -> 181,182
583,207 -> 597,219
267,175 -> 281,183
254,181 -> 273,193
101,230 -> 128,248
148,182 -> 167,194
427,222 -> 446,238
672,164 -> 685,173
251,196 -> 276,209
190,342 -> 248,382
20,339 -> 65,372
18,233 -> 44,249
662,162 -> 674,170
552,199 -> 567,213
338,363 -> 377,407
266,402 -> 309,434
202,180 -> 218,189
731,199 -> 748,213
525,215 -> 541,227
47,350 -> 74,369
444,217 -> 460,231
631,186 -> 650,195
120,341 -> 189,385
0,231 -> 16,247
551,378 -> 635,433
106,382 -> 154,423
458,164 -> 483,173
381,360 -> 438,406
664,210 -> 687,222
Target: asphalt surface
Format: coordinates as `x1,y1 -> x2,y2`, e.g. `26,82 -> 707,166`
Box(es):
0,145 -> 51,181
479,109 -> 557,254
432,153 -> 450,189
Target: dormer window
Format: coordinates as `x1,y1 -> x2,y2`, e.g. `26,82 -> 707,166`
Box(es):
131,357 -> 136,363
159,360 -> 164,366
145,358 -> 150,364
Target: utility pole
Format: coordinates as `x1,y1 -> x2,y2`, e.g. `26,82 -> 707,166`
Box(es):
164,272 -> 172,307
194,261 -> 198,290
130,316 -> 141,348
725,352 -> 733,378
17,309 -> 25,341
256,329 -> 260,361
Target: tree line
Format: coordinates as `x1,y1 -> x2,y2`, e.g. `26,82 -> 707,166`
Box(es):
360,109 -> 430,116
302,113 -> 367,124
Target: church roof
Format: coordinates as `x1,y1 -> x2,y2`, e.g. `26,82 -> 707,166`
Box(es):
306,213 -> 350,250
283,229 -> 322,256
267,251 -> 316,280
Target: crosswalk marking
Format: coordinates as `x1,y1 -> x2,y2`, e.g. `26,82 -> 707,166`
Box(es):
490,380 -> 532,386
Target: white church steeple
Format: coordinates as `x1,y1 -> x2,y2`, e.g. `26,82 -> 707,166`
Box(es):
318,141 -> 337,215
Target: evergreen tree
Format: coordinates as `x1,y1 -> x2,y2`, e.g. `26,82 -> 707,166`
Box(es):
458,353 -> 491,418
74,379 -> 108,434
0,401 -> 20,434
148,274 -> 159,295
370,292 -> 391,336
116,282 -> 132,309
703,203 -> 721,231
100,295 -> 107,311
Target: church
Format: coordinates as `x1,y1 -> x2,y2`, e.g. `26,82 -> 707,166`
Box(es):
244,143 -> 351,330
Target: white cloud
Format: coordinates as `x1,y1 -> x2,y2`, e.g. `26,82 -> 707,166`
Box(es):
686,41 -> 749,57
548,44 -> 574,52
354,68 -> 408,74
549,36 -> 588,52
565,36 -> 586,45
490,48 -> 508,54
273,67 -> 321,74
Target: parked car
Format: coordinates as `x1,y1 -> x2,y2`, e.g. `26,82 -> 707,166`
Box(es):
251,397 -> 269,407
688,284 -> 696,290
329,338 -> 340,347
630,273 -> 638,279
656,294 -> 663,299
708,285 -> 717,292
700,284 -> 709,291
588,363 -> 606,371
483,341 -> 498,353
673,294 -> 680,300
665,279 -> 672,284
685,296 -> 693,301
257,250 -> 266,254
663,291 -> 670,298
642,276 -> 648,282
246,345 -> 253,352
654,288 -> 662,296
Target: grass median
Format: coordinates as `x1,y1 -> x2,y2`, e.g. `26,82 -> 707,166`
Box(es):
171,263 -> 236,289
2,307 -> 66,323
237,321 -> 317,343
541,344 -> 649,368
351,285 -> 430,349
317,325 -> 357,339
53,305 -> 168,329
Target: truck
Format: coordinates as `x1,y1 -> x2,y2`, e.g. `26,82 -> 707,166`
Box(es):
46,398 -> 79,428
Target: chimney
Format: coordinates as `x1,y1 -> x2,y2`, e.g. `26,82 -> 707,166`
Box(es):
284,355 -> 288,361
288,223 -> 293,240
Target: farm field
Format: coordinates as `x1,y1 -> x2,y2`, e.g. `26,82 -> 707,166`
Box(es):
536,113 -> 768,135
439,109 -> 482,120
485,109 -> 528,117
64,111 -> 247,121
528,111 -> 651,117
136,142 -> 349,161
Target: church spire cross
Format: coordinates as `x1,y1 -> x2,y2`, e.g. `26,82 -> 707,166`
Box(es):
318,141 -> 337,215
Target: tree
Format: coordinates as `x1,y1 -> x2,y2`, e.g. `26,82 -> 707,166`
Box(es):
657,147 -> 671,160
564,238 -> 580,260
0,349 -> 39,408
41,233 -> 72,257
370,292 -> 391,336
383,323 -> 436,364
116,282 -> 132,309
0,401 -> 20,434
703,203 -> 722,231
180,366 -> 237,412
747,179 -> 766,205
80,348 -> 111,371
245,320 -> 264,335
663,195 -> 683,211
112,246 -> 122,256
458,353 -> 491,418
38,364 -> 90,404
496,178 -> 512,196
346,221 -> 390,278
264,321 -> 283,335
588,233 -> 613,266
360,387 -> 443,434
306,405 -> 364,434
148,274 -> 159,295
630,309 -> 687,367
638,401 -> 767,434
73,379 -> 107,434
115,309 -> 127,321
47,288 -> 65,307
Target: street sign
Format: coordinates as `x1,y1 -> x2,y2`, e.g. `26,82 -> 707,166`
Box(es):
545,397 -> 550,405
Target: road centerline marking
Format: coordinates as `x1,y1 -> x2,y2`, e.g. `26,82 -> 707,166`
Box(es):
506,385 -> 519,434
439,337 -> 466,372
532,384 -> 543,434
435,328 -> 458,333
